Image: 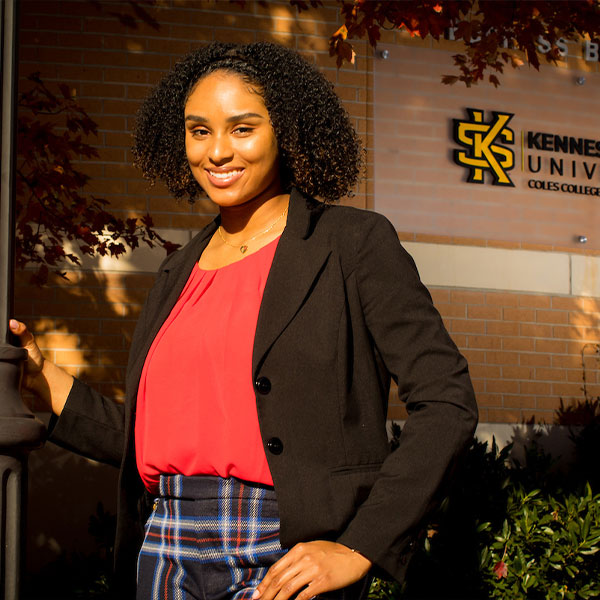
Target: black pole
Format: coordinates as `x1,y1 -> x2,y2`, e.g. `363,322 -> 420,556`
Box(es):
0,0 -> 46,598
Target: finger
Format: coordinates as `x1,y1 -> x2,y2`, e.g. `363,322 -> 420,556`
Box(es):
273,570 -> 315,600
254,550 -> 298,599
296,581 -> 327,600
9,319 -> 35,346
256,560 -> 302,600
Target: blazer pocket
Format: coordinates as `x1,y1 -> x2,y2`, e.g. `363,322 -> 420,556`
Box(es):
328,463 -> 383,530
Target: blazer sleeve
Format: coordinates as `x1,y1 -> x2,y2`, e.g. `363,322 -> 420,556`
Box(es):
336,213 -> 478,579
47,377 -> 125,468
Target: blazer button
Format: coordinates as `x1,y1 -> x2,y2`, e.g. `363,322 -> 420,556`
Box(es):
255,376 -> 271,395
266,437 -> 283,455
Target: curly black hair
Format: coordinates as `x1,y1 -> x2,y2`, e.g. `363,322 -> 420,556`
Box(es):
132,42 -> 364,202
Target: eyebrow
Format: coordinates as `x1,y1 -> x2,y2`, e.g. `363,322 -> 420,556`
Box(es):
185,112 -> 265,124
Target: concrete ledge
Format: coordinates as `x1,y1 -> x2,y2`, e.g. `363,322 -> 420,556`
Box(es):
571,254 -> 600,297
403,242 -> 571,295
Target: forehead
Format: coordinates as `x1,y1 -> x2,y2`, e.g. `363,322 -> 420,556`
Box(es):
184,71 -> 267,115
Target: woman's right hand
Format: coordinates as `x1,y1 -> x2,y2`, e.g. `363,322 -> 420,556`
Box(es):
9,318 -> 73,415
9,319 -> 45,390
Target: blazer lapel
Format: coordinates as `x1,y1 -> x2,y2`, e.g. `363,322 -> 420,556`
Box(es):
253,189 -> 331,374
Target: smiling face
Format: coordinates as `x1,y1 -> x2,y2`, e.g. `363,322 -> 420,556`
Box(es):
184,71 -> 283,209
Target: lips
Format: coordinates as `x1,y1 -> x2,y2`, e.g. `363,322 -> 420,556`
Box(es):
205,168 -> 244,188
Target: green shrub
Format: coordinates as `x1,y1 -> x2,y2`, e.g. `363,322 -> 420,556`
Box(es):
368,424 -> 600,600
479,484 -> 600,600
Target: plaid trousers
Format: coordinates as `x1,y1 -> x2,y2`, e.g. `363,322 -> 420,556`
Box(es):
136,475 -> 370,600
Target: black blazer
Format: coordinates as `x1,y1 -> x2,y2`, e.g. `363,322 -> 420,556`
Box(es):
50,188 -> 477,596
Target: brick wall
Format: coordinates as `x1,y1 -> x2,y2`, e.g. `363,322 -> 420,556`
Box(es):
15,0 -> 600,430
388,289 -> 600,424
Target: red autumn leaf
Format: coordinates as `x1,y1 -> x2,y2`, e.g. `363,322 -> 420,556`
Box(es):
493,561 -> 508,579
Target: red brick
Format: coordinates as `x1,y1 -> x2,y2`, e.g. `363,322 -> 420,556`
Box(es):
503,366 -> 534,379
477,407 -> 489,420
502,337 -> 535,351
476,393 -> 503,407
536,309 -> 569,324
535,339 -> 568,354
450,333 -> 467,348
428,289 -> 450,304
80,83 -> 125,99
520,323 -> 553,338
567,369 -> 588,383
520,381 -> 552,395
486,351 -> 519,366
55,350 -> 90,366
552,296 -> 584,310
535,396 -> 563,411
98,350 -> 131,366
39,14 -> 84,32
36,333 -> 80,350
568,340 -> 596,355
552,354 -> 585,369
553,325 -> 600,341
451,290 -> 485,304
462,349 -> 486,364
467,335 -> 502,350
60,317 -> 101,334
503,396 -> 535,409
485,292 -> 519,307
78,333 -> 127,350
535,368 -> 567,382
468,306 -> 502,320
448,319 -> 486,334
582,298 -> 600,312
469,365 -> 502,379
103,99 -> 140,115
94,147 -> 126,162
503,307 -> 535,322
487,321 -> 519,336
551,382 -> 585,397
472,380 -> 485,394
435,303 -> 467,319
519,294 -> 551,308
486,380 -> 520,394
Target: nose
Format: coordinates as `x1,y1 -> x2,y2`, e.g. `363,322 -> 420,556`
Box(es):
208,132 -> 233,165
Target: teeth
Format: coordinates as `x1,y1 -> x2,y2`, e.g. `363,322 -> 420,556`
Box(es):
208,169 -> 242,179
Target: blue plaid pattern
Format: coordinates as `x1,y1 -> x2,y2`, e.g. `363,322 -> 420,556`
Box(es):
137,475 -> 285,600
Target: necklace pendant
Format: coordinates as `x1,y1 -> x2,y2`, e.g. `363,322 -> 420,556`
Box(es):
240,245 -> 248,254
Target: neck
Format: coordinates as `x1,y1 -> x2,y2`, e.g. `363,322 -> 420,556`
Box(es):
219,190 -> 289,239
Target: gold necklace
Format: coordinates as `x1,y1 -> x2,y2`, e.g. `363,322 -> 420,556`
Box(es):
218,206 -> 288,254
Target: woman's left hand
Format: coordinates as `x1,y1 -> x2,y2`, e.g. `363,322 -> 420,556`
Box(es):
253,540 -> 372,600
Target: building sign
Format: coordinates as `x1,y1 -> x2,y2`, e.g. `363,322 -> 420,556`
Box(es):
453,109 -> 515,186
452,108 -> 600,197
374,41 -> 600,248
525,132 -> 600,196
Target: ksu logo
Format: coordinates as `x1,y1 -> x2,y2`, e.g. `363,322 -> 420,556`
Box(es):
453,108 -> 515,187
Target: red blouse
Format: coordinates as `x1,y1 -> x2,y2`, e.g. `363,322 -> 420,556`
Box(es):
135,237 -> 280,493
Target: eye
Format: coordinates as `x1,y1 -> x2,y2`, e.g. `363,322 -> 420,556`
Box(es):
190,126 -> 209,138
233,126 -> 253,135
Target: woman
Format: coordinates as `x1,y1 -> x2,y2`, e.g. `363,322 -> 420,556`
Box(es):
11,42 -> 477,600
